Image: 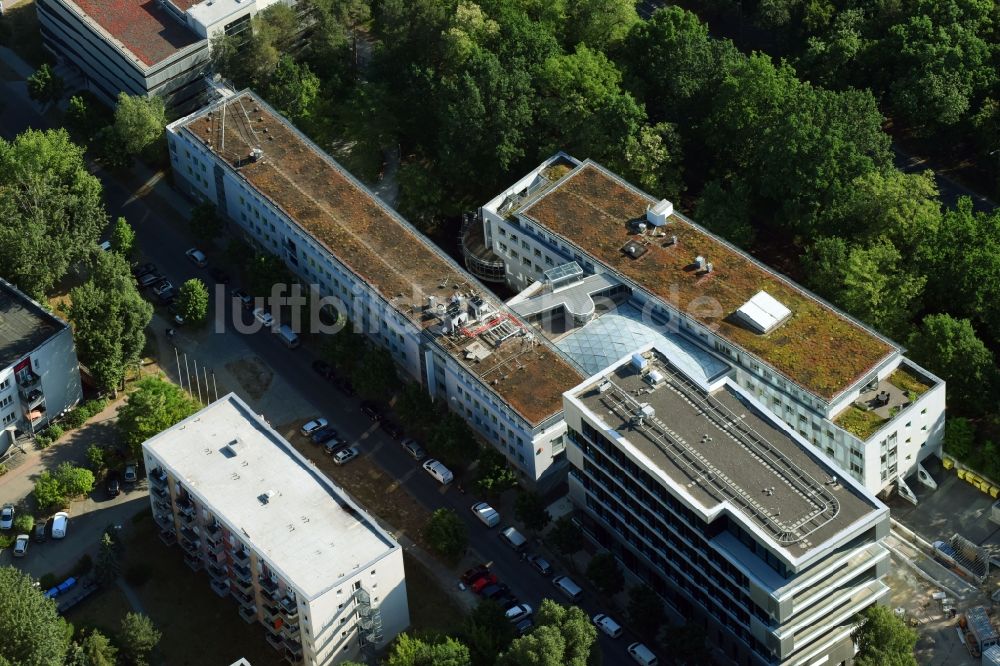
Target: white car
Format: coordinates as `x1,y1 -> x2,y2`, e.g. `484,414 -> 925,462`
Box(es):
333,447 -> 359,465
505,603 -> 533,623
185,248 -> 208,268
51,512 -> 69,539
13,534 -> 29,557
0,504 -> 13,530
470,502 -> 500,527
300,418 -> 328,437
253,308 -> 274,328
592,613 -> 623,638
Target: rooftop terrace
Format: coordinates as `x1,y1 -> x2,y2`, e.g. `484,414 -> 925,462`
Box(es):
0,279 -> 65,369
573,349 -> 879,555
143,394 -> 397,599
521,162 -> 897,402
179,92 -> 582,425
69,0 -> 201,66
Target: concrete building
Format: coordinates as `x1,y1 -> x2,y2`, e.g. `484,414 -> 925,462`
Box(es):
166,91 -> 583,486
142,393 -> 408,665
36,0 -> 289,110
478,155 -> 946,500
564,344 -> 890,666
0,278 -> 82,455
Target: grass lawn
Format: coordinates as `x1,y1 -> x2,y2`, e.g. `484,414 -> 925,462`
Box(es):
120,514 -> 282,666
402,551 -> 464,636
834,405 -> 888,441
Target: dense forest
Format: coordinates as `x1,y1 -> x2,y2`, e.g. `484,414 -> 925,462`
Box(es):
210,0 -> 1000,477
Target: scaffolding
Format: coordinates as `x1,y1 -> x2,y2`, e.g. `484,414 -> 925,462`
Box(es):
934,534 -> 990,583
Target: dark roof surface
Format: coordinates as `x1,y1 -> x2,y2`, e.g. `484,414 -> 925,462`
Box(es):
0,280 -> 64,369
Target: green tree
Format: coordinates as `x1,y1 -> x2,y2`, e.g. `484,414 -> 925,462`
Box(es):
474,448 -> 518,497
66,95 -> 94,140
564,0 -> 639,51
0,566 -> 70,664
110,216 -> 136,257
54,463 -> 95,497
463,599 -> 515,666
428,411 -> 478,469
246,252 -> 293,299
69,251 -> 153,393
694,178 -> 755,248
33,472 -> 66,511
353,346 -> 398,401
0,129 -> 107,298
320,324 -> 368,375
500,599 -> 597,666
95,533 -> 120,587
424,508 -> 467,562
26,63 -> 64,103
586,552 -> 624,598
514,491 -> 550,532
111,93 -> 166,156
906,314 -> 997,413
266,55 -> 321,123
626,585 -> 666,644
117,376 -> 201,456
549,515 -> 582,557
852,604 -> 918,666
943,417 -> 975,460
85,444 -> 106,472
176,279 -> 210,325
394,382 -> 438,441
386,632 -> 471,666
65,629 -> 117,666
119,613 -> 161,666
188,202 -> 225,243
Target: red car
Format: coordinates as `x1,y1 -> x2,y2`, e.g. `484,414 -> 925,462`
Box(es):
461,564 -> 490,586
471,573 -> 499,594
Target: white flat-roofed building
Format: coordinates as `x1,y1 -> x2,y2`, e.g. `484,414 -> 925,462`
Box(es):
142,393 -> 408,665
564,344 -> 891,666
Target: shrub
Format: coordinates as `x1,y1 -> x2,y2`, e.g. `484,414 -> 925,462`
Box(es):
0,463 -> 7,476
72,554 -> 93,577
35,434 -> 53,449
38,573 -> 58,590
85,444 -> 105,472
62,409 -> 88,430
47,425 -> 65,441
34,472 -> 67,510
0,534 -> 14,548
124,563 -> 152,586
13,514 -> 34,533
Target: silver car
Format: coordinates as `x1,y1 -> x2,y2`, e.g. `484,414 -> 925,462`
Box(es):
13,534 -> 29,557
0,504 -> 13,530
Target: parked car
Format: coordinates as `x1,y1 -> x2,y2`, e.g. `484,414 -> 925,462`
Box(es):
152,279 -> 174,297
185,248 -> 208,268
335,377 -> 356,396
514,618 -> 534,636
105,471 -> 121,498
480,584 -> 511,601
333,447 -> 359,465
13,534 -> 29,557
311,360 -> 333,378
461,564 -> 491,586
51,512 -> 69,539
627,642 -> 658,666
33,521 -> 47,543
123,462 -> 137,484
0,504 -> 13,530
300,418 -> 328,437
360,401 -> 381,421
500,526 -> 527,551
526,554 -> 553,576
381,421 -> 404,439
322,436 -> 348,455
253,308 -> 274,328
471,502 -> 500,527
422,459 -> 453,485
138,272 -> 163,288
400,438 -> 426,461
231,288 -> 255,311
505,604 -> 533,624
470,573 -> 498,593
131,262 -> 156,279
592,613 -> 623,638
98,240 -> 112,252
310,426 -> 339,445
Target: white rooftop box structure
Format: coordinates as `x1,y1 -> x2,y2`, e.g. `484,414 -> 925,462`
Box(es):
735,290 -> 792,334
645,199 -> 673,226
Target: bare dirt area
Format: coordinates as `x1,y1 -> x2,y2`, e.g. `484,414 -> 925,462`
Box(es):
224,355 -> 274,400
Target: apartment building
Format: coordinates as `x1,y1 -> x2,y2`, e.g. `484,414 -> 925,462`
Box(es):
142,393 -> 409,665
478,155 -> 946,499
36,0 -> 289,110
565,345 -> 890,666
165,91 -> 584,485
0,278 -> 82,455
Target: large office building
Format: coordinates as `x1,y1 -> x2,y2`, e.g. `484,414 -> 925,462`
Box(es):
166,91 -> 584,485
476,154 -> 946,499
565,344 -> 891,666
142,393 -> 409,665
36,0 -> 290,109
0,278 -> 82,455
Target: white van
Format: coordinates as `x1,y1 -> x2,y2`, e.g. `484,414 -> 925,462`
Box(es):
500,526 -> 527,551
552,575 -> 583,602
627,642 -> 658,666
422,459 -> 453,485
276,324 -> 300,349
592,613 -> 623,638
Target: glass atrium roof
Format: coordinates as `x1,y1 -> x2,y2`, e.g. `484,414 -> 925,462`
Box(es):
556,303 -> 731,383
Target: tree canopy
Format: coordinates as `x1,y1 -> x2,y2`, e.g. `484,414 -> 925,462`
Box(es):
852,604 -> 918,666
176,279 -> 210,325
386,632 -> 471,666
0,566 -> 70,665
424,508 -> 468,562
498,599 -> 597,666
117,376 -> 201,456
